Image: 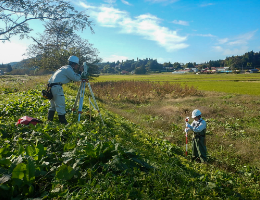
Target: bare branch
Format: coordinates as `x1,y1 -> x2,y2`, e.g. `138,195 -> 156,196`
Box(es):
0,0 -> 93,40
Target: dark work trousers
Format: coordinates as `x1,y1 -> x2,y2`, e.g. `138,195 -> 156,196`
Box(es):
192,135 -> 207,163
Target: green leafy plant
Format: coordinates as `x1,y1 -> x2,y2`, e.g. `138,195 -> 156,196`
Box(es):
1,76 -> 260,199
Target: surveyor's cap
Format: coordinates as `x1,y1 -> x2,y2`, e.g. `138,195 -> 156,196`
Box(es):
192,109 -> 201,118
68,55 -> 79,65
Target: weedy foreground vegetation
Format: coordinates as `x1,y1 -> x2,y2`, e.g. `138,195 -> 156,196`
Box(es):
0,74 -> 260,199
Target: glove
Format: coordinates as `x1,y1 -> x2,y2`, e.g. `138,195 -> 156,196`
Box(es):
184,128 -> 188,133
186,122 -> 192,129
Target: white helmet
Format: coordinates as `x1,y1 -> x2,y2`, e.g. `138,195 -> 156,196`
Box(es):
68,55 -> 79,64
192,109 -> 201,118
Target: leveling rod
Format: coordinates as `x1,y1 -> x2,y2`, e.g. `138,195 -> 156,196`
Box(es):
185,117 -> 189,156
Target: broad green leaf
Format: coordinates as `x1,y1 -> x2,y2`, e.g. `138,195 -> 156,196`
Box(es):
207,182 -> 216,189
0,146 -> 10,155
28,184 -> 35,196
84,143 -> 96,157
36,143 -> 45,161
17,144 -> 24,155
64,142 -> 76,151
26,145 -> 35,156
131,157 -> 153,169
43,132 -> 54,141
12,163 -> 26,180
56,165 -> 75,180
0,158 -> 11,167
8,156 -> 23,174
0,184 -> 10,191
25,159 -> 35,183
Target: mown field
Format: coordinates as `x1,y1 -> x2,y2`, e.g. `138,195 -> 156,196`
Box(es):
0,73 -> 260,199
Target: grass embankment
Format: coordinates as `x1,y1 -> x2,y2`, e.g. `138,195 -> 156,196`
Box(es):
0,74 -> 260,199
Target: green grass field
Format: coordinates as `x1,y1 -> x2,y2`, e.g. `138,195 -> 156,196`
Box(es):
96,73 -> 260,95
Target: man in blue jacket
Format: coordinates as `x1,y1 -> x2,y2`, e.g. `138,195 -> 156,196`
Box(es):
185,109 -> 207,163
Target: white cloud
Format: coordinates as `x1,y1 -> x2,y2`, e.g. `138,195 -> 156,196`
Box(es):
212,46 -> 223,52
0,41 -> 28,64
78,2 -> 96,9
212,46 -> 248,56
218,30 -> 257,46
227,40 -> 247,46
195,34 -> 215,37
103,0 -> 116,4
95,7 -> 127,27
218,38 -> 229,44
172,20 -> 189,26
123,14 -> 188,51
80,3 -> 188,51
213,30 -> 257,56
121,0 -> 132,6
103,54 -> 129,62
228,31 -> 256,46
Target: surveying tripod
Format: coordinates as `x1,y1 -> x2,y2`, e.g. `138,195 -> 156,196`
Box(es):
72,62 -> 104,125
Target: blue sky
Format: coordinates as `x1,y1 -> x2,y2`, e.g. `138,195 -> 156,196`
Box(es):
1,0 -> 260,64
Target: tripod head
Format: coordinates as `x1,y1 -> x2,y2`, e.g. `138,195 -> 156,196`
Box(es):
81,62 -> 89,78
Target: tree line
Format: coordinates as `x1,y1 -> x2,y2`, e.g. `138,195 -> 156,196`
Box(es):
98,51 -> 260,74
0,64 -> 12,74
7,50 -> 260,75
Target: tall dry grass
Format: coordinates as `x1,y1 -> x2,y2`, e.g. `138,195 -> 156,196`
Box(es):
90,81 -> 260,168
0,75 -> 50,93
91,80 -> 203,104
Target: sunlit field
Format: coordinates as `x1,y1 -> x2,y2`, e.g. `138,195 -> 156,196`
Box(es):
96,73 -> 260,95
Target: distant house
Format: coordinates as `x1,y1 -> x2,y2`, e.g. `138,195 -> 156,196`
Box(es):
249,69 -> 259,73
191,68 -> 199,73
121,70 -> 129,74
209,67 -> 232,73
216,67 -> 231,73
172,71 -> 186,74
172,69 -> 192,74
201,69 -> 213,74
216,67 -> 225,71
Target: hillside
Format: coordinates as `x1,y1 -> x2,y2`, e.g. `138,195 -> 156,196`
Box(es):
0,75 -> 260,199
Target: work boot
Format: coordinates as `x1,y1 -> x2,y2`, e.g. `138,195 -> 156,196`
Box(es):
58,115 -> 68,124
48,110 -> 55,121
